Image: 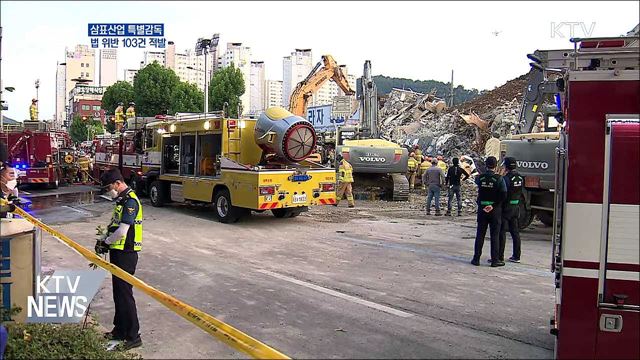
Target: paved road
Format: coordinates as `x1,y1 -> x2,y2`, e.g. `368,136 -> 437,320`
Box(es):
33,189 -> 554,359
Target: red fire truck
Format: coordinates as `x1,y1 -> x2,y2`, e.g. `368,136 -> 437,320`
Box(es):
0,121 -> 73,188
551,35 -> 639,359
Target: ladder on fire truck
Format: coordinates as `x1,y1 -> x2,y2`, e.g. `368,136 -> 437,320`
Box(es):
8,129 -> 32,159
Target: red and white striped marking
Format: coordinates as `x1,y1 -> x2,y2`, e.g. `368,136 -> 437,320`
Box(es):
258,202 -> 279,210
319,198 -> 336,205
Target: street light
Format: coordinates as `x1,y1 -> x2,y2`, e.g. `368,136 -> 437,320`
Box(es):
195,34 -> 220,114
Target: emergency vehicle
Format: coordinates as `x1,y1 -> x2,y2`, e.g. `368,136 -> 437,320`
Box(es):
92,117 -> 161,193
0,121 -> 72,188
551,35 -> 639,359
146,107 -> 337,223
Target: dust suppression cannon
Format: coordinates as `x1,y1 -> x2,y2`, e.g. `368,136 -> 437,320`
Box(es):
254,107 -> 317,163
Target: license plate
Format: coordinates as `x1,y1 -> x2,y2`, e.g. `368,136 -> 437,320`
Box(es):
293,194 -> 307,204
291,174 -> 311,182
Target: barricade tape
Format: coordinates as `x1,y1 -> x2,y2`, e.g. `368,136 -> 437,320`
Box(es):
3,200 -> 290,359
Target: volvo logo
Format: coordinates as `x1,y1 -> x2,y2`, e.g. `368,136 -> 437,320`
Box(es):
359,156 -> 387,163
517,161 -> 549,169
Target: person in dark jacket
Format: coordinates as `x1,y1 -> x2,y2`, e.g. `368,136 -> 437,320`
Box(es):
471,156 -> 507,267
445,157 -> 470,216
499,157 -> 524,263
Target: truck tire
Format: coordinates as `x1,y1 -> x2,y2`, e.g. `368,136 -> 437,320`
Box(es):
537,211 -> 554,227
518,199 -> 534,230
47,171 -> 60,189
214,188 -> 243,223
149,181 -> 167,207
130,175 -> 144,196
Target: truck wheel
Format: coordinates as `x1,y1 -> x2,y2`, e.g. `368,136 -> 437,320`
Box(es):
130,175 -> 144,196
214,189 -> 242,223
47,171 -> 60,189
518,199 -> 534,230
149,181 -> 167,207
537,211 -> 554,227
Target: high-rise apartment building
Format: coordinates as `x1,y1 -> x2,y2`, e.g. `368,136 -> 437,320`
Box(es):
249,61 -> 265,114
222,42 -> 252,114
282,49 -> 312,108
124,69 -> 138,85
55,45 -> 96,127
264,80 -> 283,109
99,49 -> 118,87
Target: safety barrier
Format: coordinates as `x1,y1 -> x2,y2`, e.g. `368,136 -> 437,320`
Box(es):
2,201 -> 290,359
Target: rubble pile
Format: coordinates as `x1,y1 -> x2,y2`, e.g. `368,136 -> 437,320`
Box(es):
378,73 -> 529,159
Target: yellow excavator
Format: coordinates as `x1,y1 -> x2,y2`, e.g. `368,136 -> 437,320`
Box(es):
289,56 -> 409,201
289,55 -> 355,117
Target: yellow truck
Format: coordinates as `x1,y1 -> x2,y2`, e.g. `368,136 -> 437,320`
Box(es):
146,107 -> 337,223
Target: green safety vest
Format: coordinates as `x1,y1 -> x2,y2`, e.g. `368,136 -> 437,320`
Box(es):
108,190 -> 143,251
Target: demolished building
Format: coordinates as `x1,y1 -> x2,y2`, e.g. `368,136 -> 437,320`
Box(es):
378,74 -> 529,159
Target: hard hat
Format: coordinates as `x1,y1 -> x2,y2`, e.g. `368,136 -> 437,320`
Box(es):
118,102 -> 124,106
32,98 -> 38,102
129,102 -> 135,106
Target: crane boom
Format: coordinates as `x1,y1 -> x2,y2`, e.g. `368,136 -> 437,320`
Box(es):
289,55 -> 355,117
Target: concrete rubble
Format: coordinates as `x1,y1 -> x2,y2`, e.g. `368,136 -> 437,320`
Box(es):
378,74 -> 530,160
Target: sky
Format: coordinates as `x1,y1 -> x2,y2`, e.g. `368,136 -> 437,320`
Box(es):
1,1 -> 638,121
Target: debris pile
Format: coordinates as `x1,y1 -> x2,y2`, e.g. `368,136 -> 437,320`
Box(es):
378,73 -> 530,159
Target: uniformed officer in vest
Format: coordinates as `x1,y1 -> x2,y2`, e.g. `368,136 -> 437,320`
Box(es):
96,168 -> 143,350
499,157 -> 523,263
471,156 -> 507,267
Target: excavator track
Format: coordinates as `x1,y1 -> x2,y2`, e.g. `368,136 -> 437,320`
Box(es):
390,173 -> 409,201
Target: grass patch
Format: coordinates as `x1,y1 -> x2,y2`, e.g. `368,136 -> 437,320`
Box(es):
4,323 -> 141,359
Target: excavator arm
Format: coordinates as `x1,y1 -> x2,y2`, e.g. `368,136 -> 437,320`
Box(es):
289,55 -> 355,117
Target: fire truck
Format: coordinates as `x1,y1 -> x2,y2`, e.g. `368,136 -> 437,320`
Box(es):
92,117 -> 161,193
0,121 -> 72,188
551,34 -> 639,359
146,107 -> 337,223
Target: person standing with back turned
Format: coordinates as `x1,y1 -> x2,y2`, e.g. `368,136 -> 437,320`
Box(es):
445,157 -> 470,216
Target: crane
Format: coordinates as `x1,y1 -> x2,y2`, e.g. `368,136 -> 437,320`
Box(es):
289,55 -> 355,117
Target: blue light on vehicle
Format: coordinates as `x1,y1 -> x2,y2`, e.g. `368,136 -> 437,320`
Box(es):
555,93 -> 562,112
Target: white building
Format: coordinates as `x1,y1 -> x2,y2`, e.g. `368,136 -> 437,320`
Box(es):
124,69 -> 138,85
143,50 -> 166,67
264,80 -> 283,109
55,62 -> 66,125
249,61 -> 265,114
99,49 -> 118,87
55,45 -> 96,127
221,42 -> 252,114
141,43 -> 215,94
282,49 -> 312,108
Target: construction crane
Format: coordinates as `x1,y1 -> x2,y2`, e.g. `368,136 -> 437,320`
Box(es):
289,55 -> 355,117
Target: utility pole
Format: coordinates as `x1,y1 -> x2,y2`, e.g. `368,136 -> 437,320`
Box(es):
449,70 -> 454,107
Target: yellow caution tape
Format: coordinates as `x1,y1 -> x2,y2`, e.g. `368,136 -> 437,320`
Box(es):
5,202 -> 290,359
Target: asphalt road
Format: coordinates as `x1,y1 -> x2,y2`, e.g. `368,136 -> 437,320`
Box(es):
31,186 -> 555,359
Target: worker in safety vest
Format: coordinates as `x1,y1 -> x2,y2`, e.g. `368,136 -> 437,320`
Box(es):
437,155 -> 448,173
115,102 -> 125,132
126,102 -> 136,119
29,99 -> 38,121
96,168 -> 143,350
413,144 -> 422,159
407,153 -> 418,190
499,157 -> 524,263
334,154 -> 355,208
78,155 -> 91,184
471,156 -> 507,267
420,156 -> 432,190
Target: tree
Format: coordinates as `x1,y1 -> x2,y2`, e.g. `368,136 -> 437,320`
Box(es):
171,82 -> 204,114
133,62 -> 180,116
209,64 -> 245,118
101,81 -> 135,117
69,115 -> 104,144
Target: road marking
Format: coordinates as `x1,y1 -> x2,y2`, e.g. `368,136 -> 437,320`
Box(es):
61,205 -> 92,216
256,269 -> 413,318
21,190 -> 32,195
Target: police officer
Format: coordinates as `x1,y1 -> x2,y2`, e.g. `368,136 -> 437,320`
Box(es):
471,156 -> 507,267
96,168 -> 143,350
499,157 -> 523,263
335,154 -> 355,208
